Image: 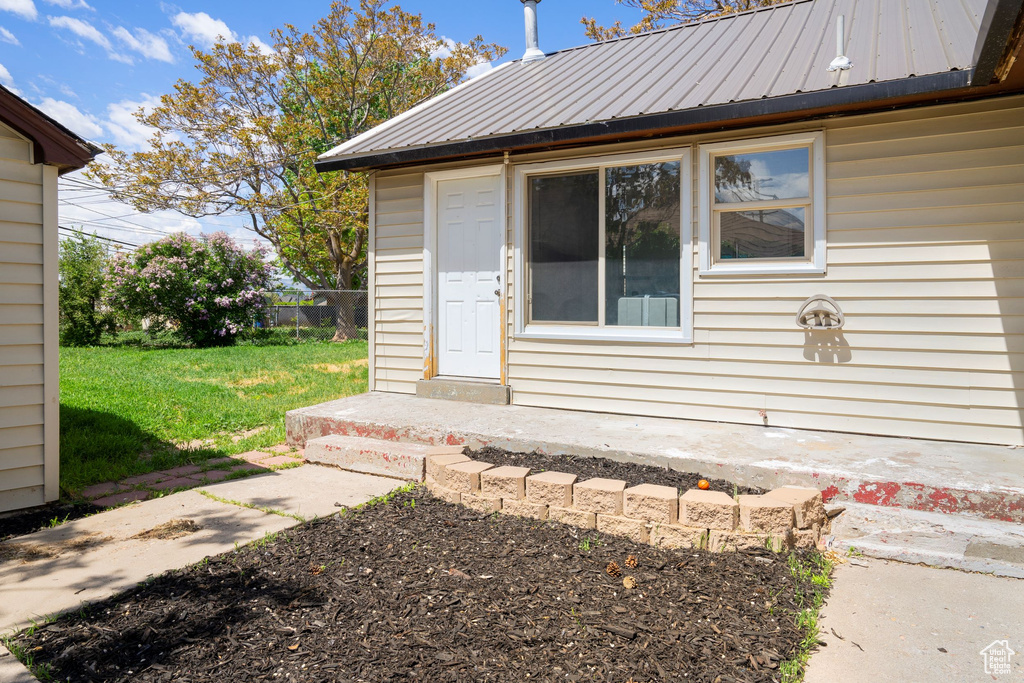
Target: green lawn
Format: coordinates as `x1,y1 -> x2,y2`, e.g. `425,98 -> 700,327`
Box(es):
59,340 -> 368,493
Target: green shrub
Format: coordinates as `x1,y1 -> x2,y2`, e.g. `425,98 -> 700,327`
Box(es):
58,234 -> 115,346
106,232 -> 275,348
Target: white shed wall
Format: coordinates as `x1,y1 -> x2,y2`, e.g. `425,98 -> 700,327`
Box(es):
0,120 -> 59,512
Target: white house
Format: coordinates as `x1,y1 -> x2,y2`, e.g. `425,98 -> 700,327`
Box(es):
316,0 -> 1024,446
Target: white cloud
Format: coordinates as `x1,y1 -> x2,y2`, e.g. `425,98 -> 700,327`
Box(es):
0,0 -> 36,21
49,15 -> 137,63
104,95 -> 162,150
172,11 -> 234,49
58,170 -> 271,252
0,62 -> 14,88
34,96 -> 103,138
112,26 -> 173,63
0,25 -> 17,44
44,0 -> 92,9
44,0 -> 93,9
48,14 -> 109,49
428,37 -> 456,60
246,34 -> 273,55
466,61 -> 494,79
171,11 -> 272,55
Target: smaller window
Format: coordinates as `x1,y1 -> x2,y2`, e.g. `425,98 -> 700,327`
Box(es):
699,132 -> 825,275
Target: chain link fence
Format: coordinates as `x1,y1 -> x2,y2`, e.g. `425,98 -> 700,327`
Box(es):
262,290 -> 368,342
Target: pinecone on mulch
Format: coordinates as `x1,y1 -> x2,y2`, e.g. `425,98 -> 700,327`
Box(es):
606,561 -> 621,578
625,555 -> 639,569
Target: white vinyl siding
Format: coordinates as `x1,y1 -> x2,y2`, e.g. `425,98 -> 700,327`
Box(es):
372,94 -> 1024,445
371,172 -> 426,393
0,120 -> 55,512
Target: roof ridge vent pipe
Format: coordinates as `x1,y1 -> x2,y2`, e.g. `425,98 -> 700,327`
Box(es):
521,0 -> 545,63
827,14 -> 853,72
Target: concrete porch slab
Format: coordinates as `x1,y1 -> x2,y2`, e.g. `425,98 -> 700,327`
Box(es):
287,392 -> 1024,523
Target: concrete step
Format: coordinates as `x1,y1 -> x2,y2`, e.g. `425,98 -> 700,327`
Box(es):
286,393 -> 1024,523
829,502 -> 1024,578
304,434 -> 432,481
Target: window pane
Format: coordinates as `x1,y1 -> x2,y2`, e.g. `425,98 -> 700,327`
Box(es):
529,172 -> 599,323
714,147 -> 809,203
605,162 -> 681,327
720,207 -> 805,260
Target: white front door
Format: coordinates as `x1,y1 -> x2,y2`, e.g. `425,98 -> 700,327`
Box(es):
436,174 -> 502,379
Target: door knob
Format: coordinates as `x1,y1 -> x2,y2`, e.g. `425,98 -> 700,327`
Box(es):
494,289 -> 500,297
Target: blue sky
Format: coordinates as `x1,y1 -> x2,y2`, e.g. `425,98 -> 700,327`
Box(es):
0,0 -> 645,254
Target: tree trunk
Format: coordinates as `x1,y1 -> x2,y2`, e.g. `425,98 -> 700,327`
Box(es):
330,262 -> 358,342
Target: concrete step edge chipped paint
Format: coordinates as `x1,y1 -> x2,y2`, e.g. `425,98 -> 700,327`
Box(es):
303,434 -> 430,481
829,502 -> 1024,579
285,393 -> 1024,523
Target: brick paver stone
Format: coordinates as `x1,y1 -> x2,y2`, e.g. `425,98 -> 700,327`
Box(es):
526,471 -> 577,507
739,494 -> 796,533
236,450 -> 273,463
548,507 -> 596,530
500,498 -> 548,520
680,489 -> 739,530
195,469 -> 231,483
573,478 -> 627,515
161,464 -> 201,477
149,477 -> 199,492
426,453 -> 471,484
120,472 -> 167,486
80,482 -> 121,500
624,483 -> 679,524
480,466 -> 530,499
764,486 -> 826,529
231,462 -> 265,473
596,515 -> 650,544
203,457 -> 235,466
91,490 -> 151,507
444,461 -> 493,493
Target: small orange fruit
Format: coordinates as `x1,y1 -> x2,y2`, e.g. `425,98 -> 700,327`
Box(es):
697,479 -> 710,490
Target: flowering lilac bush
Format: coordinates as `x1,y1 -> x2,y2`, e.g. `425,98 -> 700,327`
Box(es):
107,232 -> 275,348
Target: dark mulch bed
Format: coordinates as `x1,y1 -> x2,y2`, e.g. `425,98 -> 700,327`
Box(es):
0,500 -> 96,543
12,491 -> 823,682
468,446 -> 766,496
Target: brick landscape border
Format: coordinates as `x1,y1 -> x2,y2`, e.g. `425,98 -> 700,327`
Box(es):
424,448 -> 828,552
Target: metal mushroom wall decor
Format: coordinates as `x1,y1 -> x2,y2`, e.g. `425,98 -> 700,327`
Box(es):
796,294 -> 845,330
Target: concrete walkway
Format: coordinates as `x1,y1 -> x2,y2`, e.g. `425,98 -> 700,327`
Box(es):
0,464 -> 397,634
806,559 -> 1024,682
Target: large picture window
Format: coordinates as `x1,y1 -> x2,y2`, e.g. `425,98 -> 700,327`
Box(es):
515,149 -> 692,343
699,132 -> 826,275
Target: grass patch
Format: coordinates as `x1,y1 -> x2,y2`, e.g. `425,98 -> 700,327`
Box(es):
780,550 -> 834,683
59,339 -> 368,492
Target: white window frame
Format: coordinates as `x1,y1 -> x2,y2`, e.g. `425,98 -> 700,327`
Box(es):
513,147 -> 693,344
698,131 -> 826,276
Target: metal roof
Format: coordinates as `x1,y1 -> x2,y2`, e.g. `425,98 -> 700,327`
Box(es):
320,0 -> 987,170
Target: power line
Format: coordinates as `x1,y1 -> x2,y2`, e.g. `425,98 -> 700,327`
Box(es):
59,225 -> 140,248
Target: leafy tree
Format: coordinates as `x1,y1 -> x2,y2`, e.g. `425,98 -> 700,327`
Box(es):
582,0 -> 793,40
88,0 -> 505,340
106,233 -> 275,348
58,233 -> 114,346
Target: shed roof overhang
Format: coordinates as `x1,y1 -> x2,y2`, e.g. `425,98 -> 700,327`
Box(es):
0,85 -> 102,173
